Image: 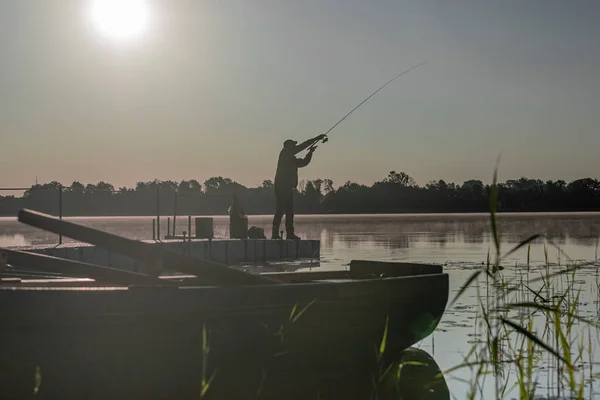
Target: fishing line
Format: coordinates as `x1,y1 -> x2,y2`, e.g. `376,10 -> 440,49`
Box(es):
308,61 -> 427,151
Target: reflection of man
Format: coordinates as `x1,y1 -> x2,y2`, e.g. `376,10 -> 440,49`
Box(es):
228,193 -> 248,239
0,251 -> 7,274
272,134 -> 325,239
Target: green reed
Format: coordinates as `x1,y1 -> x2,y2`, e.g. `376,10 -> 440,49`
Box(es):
443,164 -> 600,400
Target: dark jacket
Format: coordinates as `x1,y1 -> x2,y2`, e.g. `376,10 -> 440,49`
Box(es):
274,148 -> 313,190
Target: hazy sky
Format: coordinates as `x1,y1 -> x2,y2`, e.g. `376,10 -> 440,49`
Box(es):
1,0 -> 599,190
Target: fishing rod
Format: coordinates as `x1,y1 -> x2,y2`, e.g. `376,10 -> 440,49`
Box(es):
307,60 -> 427,152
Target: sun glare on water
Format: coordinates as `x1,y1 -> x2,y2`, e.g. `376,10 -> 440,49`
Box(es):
90,0 -> 150,42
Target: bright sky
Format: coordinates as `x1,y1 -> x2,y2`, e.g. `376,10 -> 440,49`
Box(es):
1,0 -> 598,189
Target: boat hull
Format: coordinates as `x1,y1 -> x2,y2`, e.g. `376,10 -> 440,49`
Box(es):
0,273 -> 448,399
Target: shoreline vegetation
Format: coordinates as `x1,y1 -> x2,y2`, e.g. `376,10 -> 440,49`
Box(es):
434,166 -> 600,400
0,171 -> 599,217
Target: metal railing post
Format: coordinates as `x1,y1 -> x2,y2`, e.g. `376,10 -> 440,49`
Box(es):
58,185 -> 63,245
173,190 -> 178,236
156,186 -> 160,240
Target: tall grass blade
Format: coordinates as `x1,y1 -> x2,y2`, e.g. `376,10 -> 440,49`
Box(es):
34,366 -> 42,396
503,302 -> 596,326
555,310 -> 575,391
402,361 -> 428,367
291,299 -> 317,323
449,270 -> 482,308
441,360 -> 489,377
522,284 -> 548,302
379,315 -> 389,357
501,317 -> 573,368
505,265 -> 585,296
289,303 -> 298,321
378,362 -> 395,383
547,240 -> 576,265
500,234 -> 543,261
489,161 -> 501,256
201,371 -> 217,398
491,336 -> 500,374
202,323 -> 207,354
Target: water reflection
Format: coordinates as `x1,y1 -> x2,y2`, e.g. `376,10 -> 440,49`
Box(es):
215,347 -> 450,400
301,213 -> 600,265
375,347 -> 450,400
1,213 -> 599,264
0,234 -> 27,248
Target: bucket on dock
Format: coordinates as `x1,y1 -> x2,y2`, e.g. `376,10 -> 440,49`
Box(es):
230,217 -> 249,239
195,218 -> 214,239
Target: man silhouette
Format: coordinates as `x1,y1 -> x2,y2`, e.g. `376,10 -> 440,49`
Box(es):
272,134 -> 325,239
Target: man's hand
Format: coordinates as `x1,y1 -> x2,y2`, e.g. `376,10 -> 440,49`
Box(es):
296,135 -> 325,154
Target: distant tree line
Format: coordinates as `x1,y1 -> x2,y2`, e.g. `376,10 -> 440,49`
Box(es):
0,172 -> 599,217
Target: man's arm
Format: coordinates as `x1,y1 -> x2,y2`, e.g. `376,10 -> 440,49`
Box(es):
294,134 -> 326,154
295,150 -> 314,168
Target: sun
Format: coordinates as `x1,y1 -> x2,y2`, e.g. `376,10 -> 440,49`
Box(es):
90,0 -> 150,41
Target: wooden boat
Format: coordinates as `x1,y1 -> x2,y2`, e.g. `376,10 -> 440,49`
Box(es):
0,209 -> 449,399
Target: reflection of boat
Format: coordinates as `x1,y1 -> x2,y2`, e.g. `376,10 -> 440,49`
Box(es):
0,209 -> 449,399
210,346 -> 450,399
290,346 -> 451,400
376,347 -> 450,400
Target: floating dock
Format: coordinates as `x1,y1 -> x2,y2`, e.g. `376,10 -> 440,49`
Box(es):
10,239 -> 320,273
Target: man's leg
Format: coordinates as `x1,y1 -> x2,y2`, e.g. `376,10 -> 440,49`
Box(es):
272,189 -> 285,239
285,189 -> 300,239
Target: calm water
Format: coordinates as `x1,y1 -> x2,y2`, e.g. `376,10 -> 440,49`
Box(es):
2,212 -> 599,264
2,212 -> 600,399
